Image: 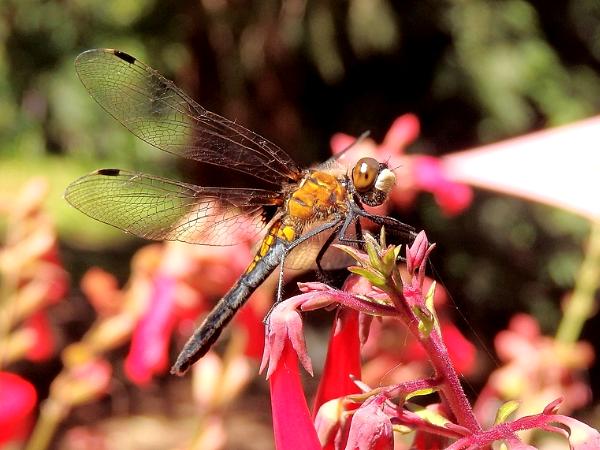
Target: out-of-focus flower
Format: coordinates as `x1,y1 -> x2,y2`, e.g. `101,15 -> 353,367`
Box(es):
50,358 -> 112,407
80,266 -> 123,316
0,311 -> 56,364
192,348 -> 253,410
125,274 -> 178,385
0,179 -> 68,353
25,358 -> 112,450
0,371 -> 37,445
330,114 -> 472,216
23,312 -> 55,362
443,115 -> 600,220
122,236 -> 270,384
474,313 -> 594,425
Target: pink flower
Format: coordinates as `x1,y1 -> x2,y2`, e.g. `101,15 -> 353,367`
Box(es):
259,294 -> 324,449
0,372 -> 37,445
125,274 -> 177,385
330,114 -> 472,216
261,296 -> 313,378
344,394 -> 393,450
474,313 -> 594,424
442,116 -> 600,219
80,266 -> 122,316
411,156 -> 473,215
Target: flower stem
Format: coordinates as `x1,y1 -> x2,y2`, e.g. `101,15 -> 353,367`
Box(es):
389,289 -> 481,433
25,399 -> 69,450
556,220 -> 600,343
422,329 -> 481,433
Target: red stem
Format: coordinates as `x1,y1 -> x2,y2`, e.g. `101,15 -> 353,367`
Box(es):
389,289 -> 481,433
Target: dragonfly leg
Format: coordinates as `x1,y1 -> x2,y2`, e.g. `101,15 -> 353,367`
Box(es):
276,256 -> 286,303
262,219 -> 342,325
314,223 -> 342,283
351,204 -> 417,242
337,211 -> 365,245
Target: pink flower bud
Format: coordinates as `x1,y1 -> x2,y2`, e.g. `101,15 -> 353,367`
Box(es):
344,394 -> 393,450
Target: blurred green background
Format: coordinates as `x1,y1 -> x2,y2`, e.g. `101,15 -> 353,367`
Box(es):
1,0 -> 598,409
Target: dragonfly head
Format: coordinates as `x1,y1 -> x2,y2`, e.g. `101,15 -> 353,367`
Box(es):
351,157 -> 396,206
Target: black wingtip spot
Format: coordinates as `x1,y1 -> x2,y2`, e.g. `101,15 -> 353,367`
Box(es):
113,50 -> 136,64
96,168 -> 121,176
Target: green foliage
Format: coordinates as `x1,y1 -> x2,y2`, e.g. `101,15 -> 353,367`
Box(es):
0,0 -> 596,320
3,0 -> 600,163
439,0 -> 600,140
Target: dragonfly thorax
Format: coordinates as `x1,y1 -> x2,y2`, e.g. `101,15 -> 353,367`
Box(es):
286,170 -> 347,221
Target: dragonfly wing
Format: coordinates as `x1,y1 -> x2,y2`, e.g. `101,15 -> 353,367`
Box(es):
283,220 -> 355,271
74,49 -> 304,185
64,169 -> 283,246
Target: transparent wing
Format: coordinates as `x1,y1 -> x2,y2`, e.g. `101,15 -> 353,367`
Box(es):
64,169 -> 283,246
283,219 -> 355,271
75,49 -> 303,185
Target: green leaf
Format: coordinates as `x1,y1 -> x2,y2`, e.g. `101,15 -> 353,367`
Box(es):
494,400 -> 520,425
414,305 -> 434,337
381,245 -> 399,275
349,266 -> 386,287
405,387 -> 438,401
408,402 -> 450,428
424,281 -> 441,333
364,234 -> 383,271
333,243 -> 370,266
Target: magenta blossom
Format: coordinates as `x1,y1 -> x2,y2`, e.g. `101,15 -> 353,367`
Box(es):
0,372 -> 37,445
330,114 -> 472,216
125,274 -> 178,385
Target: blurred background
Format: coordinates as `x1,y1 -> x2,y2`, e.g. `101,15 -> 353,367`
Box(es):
1,0 -> 599,448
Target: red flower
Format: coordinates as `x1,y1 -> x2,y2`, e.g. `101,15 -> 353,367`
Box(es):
260,294 -> 321,449
23,312 -> 55,361
0,372 -> 37,445
269,342 -> 321,450
313,276 -> 372,416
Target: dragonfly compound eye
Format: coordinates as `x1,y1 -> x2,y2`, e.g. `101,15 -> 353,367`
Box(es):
352,157 -> 380,192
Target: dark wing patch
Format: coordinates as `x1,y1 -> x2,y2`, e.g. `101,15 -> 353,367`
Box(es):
64,169 -> 283,246
74,48 -> 303,185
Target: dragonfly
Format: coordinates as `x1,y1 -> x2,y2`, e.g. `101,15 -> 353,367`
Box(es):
65,48 -> 415,375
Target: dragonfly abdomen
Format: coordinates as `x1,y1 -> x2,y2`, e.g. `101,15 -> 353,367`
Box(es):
171,235 -> 287,375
